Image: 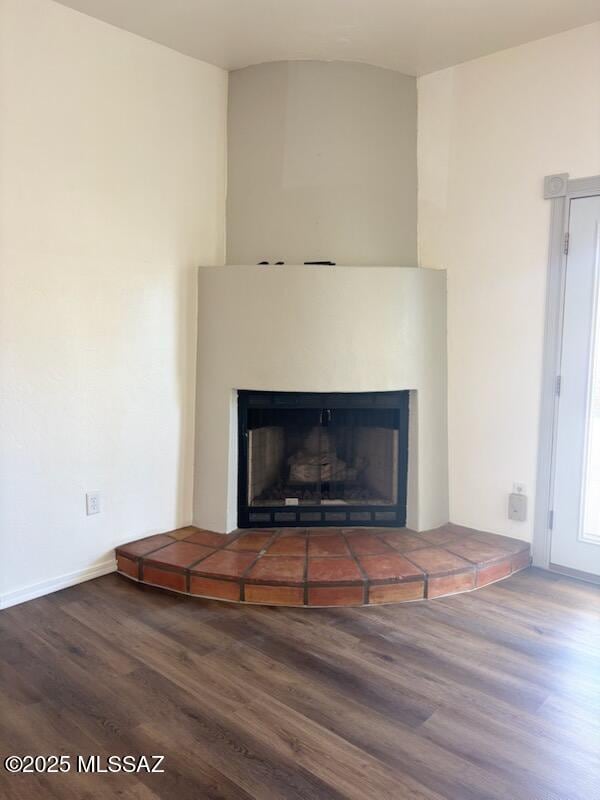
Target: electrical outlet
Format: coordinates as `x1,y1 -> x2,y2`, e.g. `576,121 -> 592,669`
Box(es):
513,482 -> 526,495
508,492 -> 527,521
86,492 -> 101,515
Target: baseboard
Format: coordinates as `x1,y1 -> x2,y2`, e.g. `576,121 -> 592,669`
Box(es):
0,558 -> 117,610
548,562 -> 600,585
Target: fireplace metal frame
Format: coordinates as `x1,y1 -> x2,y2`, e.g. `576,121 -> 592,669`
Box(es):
237,390 -> 409,528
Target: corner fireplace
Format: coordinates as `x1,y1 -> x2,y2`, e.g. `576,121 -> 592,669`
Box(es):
238,390 -> 409,527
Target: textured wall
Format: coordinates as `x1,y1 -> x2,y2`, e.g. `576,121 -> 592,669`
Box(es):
227,61 -> 417,266
0,0 -> 228,605
418,22 -> 600,541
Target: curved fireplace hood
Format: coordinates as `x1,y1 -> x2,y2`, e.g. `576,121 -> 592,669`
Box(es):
193,265 -> 448,533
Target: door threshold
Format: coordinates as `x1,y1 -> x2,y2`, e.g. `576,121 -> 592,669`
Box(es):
548,562 -> 600,585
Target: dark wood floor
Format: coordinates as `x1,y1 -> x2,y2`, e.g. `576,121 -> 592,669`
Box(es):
1,568 -> 598,800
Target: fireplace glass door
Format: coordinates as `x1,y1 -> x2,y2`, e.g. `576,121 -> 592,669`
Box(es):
238,391 -> 409,527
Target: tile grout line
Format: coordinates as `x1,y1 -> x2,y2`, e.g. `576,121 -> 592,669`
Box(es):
239,529 -> 282,601
400,551 -> 437,598
303,534 -> 309,605
122,527 -> 245,584
182,529 -> 249,593
340,530 -> 369,605
443,547 -> 506,586
184,533 -> 241,571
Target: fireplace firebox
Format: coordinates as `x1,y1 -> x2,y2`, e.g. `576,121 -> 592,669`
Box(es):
238,390 -> 409,527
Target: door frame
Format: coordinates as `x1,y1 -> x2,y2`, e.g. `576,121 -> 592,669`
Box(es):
534,173 -> 600,573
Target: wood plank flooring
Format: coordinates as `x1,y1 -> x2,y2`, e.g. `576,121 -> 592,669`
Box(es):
0,567 -> 598,799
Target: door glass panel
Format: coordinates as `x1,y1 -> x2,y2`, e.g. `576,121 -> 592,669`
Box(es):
550,196 -> 600,574
582,269 -> 600,544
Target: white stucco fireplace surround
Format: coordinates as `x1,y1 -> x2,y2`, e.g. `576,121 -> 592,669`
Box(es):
193,265 -> 448,534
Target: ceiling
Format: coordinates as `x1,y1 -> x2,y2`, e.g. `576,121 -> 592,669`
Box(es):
56,0 -> 600,76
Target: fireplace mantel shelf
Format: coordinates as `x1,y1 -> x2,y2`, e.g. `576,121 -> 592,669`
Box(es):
116,525 -> 531,607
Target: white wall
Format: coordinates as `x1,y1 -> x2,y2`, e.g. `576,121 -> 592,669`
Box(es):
194,265 -> 448,534
418,22 -> 600,541
0,0 -> 227,606
227,61 -> 417,266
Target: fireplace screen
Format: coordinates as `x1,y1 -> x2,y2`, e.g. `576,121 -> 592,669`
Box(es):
238,391 -> 409,527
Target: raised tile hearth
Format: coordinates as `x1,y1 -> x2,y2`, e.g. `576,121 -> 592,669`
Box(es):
116,525 -> 531,607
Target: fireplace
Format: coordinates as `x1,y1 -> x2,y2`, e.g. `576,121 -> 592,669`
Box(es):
194,265 -> 447,534
237,390 -> 409,527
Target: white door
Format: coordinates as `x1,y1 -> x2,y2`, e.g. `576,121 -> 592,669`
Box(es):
551,195 -> 600,576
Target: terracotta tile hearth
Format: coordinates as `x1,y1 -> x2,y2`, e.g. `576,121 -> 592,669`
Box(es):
116,524 -> 531,607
